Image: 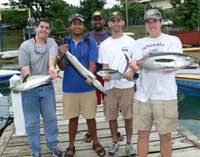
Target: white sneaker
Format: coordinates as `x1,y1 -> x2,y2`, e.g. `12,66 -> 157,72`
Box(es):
126,143 -> 136,156
108,142 -> 119,155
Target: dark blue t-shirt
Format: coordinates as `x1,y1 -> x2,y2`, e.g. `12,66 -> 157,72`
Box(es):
63,33 -> 98,93
89,31 -> 111,71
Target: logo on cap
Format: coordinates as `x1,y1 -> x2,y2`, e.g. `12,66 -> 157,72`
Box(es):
144,9 -> 162,21
69,13 -> 84,22
109,11 -> 122,20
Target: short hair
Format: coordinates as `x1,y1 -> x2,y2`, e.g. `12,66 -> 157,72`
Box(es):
35,19 -> 51,28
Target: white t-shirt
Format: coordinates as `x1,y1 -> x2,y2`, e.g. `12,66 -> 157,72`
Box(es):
133,33 -> 183,102
98,35 -> 136,90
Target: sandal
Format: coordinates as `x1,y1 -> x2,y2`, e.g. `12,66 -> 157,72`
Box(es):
65,146 -> 75,157
83,132 -> 92,143
93,142 -> 106,157
117,131 -> 124,141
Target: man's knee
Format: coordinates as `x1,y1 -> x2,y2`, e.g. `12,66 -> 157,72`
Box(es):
138,131 -> 150,141
159,133 -> 171,143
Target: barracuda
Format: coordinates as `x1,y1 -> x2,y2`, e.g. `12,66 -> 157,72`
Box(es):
65,51 -> 107,95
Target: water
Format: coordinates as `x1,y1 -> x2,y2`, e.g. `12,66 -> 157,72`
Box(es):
178,91 -> 200,138
0,81 -> 12,136
0,62 -> 17,133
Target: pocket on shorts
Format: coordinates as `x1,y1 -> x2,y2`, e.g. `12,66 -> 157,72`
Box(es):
164,100 -> 178,118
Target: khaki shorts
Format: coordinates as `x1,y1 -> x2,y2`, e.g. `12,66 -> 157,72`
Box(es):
63,91 -> 97,119
132,99 -> 178,134
104,88 -> 134,120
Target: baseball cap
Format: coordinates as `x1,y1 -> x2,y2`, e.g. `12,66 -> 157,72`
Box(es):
109,11 -> 123,21
92,11 -> 104,20
144,9 -> 162,21
69,13 -> 84,23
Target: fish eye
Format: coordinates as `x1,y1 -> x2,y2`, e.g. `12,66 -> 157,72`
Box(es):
186,56 -> 191,60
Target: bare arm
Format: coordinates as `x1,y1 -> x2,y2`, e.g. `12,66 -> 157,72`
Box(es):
49,55 -> 58,79
57,44 -> 68,70
49,55 -> 57,70
102,64 -> 109,70
102,64 -> 111,81
89,61 -> 96,73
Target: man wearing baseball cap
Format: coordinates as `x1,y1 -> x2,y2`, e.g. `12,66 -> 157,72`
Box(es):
129,9 -> 182,157
69,13 -> 84,23
58,13 -> 105,157
83,10 -> 124,144
98,11 -> 136,156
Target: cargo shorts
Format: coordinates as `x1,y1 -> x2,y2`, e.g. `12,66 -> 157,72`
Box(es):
132,99 -> 178,134
63,91 -> 97,119
104,87 -> 134,120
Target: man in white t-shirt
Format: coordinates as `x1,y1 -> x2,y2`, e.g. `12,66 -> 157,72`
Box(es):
98,11 -> 136,156
129,9 -> 182,157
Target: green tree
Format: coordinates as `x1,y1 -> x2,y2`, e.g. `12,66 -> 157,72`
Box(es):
1,10 -> 28,29
170,0 -> 200,31
8,0 -> 71,30
79,0 -> 106,30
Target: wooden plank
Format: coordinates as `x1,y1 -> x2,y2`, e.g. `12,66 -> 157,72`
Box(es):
149,147 -> 200,157
177,126 -> 200,148
8,127 -> 181,146
0,124 -> 14,156
1,78 -> 200,157
176,74 -> 200,80
2,136 -> 194,157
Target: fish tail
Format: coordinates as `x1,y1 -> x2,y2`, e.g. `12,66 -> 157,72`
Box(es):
123,53 -> 130,74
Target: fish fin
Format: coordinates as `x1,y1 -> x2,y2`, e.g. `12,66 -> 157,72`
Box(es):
23,74 -> 29,83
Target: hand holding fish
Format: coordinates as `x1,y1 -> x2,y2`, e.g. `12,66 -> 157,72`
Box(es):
129,59 -> 140,71
85,72 -> 96,85
103,74 -> 112,81
124,70 -> 134,81
58,44 -> 68,57
162,68 -> 174,73
49,68 -> 58,79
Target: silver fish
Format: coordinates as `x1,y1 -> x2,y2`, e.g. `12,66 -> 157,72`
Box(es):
65,51 -> 107,95
96,53 -> 130,80
11,75 -> 52,92
138,52 -> 195,71
96,69 -> 124,80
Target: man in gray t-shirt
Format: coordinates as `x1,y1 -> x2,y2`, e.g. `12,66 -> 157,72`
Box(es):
18,19 -> 62,157
19,37 -> 58,75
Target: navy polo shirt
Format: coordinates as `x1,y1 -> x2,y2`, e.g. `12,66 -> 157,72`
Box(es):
63,33 -> 98,93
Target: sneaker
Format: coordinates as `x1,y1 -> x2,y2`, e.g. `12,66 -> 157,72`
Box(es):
126,143 -> 136,156
108,142 -> 119,155
50,147 -> 62,157
31,152 -> 41,157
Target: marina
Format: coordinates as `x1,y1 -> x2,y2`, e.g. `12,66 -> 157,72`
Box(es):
0,78 -> 200,157
0,70 -> 20,83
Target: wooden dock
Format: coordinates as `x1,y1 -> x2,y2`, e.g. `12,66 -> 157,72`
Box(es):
1,78 -> 200,157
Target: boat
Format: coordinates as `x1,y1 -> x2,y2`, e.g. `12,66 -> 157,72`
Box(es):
0,50 -> 18,59
0,70 -> 21,83
183,47 -> 200,53
176,68 -> 200,96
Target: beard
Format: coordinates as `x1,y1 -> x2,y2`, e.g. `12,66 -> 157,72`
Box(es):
94,25 -> 104,32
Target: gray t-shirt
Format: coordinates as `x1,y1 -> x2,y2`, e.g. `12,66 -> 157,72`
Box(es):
19,37 -> 58,75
